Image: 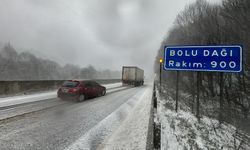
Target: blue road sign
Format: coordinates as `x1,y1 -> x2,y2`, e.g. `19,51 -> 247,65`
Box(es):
164,45 -> 242,72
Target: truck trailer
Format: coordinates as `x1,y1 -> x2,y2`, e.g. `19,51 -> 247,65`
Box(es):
122,66 -> 144,86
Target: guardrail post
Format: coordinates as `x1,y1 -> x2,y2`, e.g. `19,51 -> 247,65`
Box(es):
153,81 -> 161,149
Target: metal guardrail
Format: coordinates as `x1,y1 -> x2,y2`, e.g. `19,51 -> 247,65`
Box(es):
153,82 -> 161,149
0,79 -> 121,96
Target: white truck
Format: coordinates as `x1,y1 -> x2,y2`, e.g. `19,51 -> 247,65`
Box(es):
122,66 -> 144,86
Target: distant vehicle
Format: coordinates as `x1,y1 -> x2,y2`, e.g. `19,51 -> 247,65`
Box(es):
122,66 -> 144,86
57,80 -> 106,101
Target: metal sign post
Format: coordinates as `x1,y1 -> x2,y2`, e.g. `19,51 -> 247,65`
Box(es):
159,58 -> 163,93
175,71 -> 179,112
219,72 -> 224,123
196,72 -> 201,121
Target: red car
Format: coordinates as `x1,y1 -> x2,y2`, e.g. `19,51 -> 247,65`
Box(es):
57,80 -> 106,101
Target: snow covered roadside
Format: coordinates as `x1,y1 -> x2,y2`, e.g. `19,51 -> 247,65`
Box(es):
65,84 -> 153,150
156,89 -> 250,150
99,84 -> 153,150
0,82 -> 122,108
104,83 -> 122,89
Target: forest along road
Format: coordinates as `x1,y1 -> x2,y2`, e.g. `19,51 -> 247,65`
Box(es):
0,83 -> 152,150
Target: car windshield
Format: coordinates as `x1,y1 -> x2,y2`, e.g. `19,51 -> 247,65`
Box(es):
62,81 -> 79,88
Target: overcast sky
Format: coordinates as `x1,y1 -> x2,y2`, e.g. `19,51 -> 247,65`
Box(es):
0,0 -> 221,77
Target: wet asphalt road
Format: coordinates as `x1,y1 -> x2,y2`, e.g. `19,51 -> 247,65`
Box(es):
0,85 -> 148,150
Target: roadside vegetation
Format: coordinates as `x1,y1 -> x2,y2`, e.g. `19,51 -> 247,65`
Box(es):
155,0 -> 250,148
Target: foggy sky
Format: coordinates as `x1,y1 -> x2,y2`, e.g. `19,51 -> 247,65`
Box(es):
0,0 -> 221,77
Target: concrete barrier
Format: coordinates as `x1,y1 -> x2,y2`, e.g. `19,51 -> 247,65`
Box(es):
0,79 -> 121,96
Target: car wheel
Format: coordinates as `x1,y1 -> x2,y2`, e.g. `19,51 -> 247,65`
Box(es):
102,90 -> 106,96
79,94 -> 85,102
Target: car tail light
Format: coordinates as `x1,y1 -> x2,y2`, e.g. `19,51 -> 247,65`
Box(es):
69,88 -> 78,93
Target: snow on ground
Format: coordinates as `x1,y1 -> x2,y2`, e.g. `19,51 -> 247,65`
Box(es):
104,83 -> 122,89
65,84 -> 153,150
0,83 -> 122,108
107,87 -> 129,93
0,91 -> 57,108
156,89 -> 250,150
99,84 -> 153,150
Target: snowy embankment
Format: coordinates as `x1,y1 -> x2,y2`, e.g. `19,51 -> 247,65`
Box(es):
156,89 -> 250,150
0,82 -> 122,108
